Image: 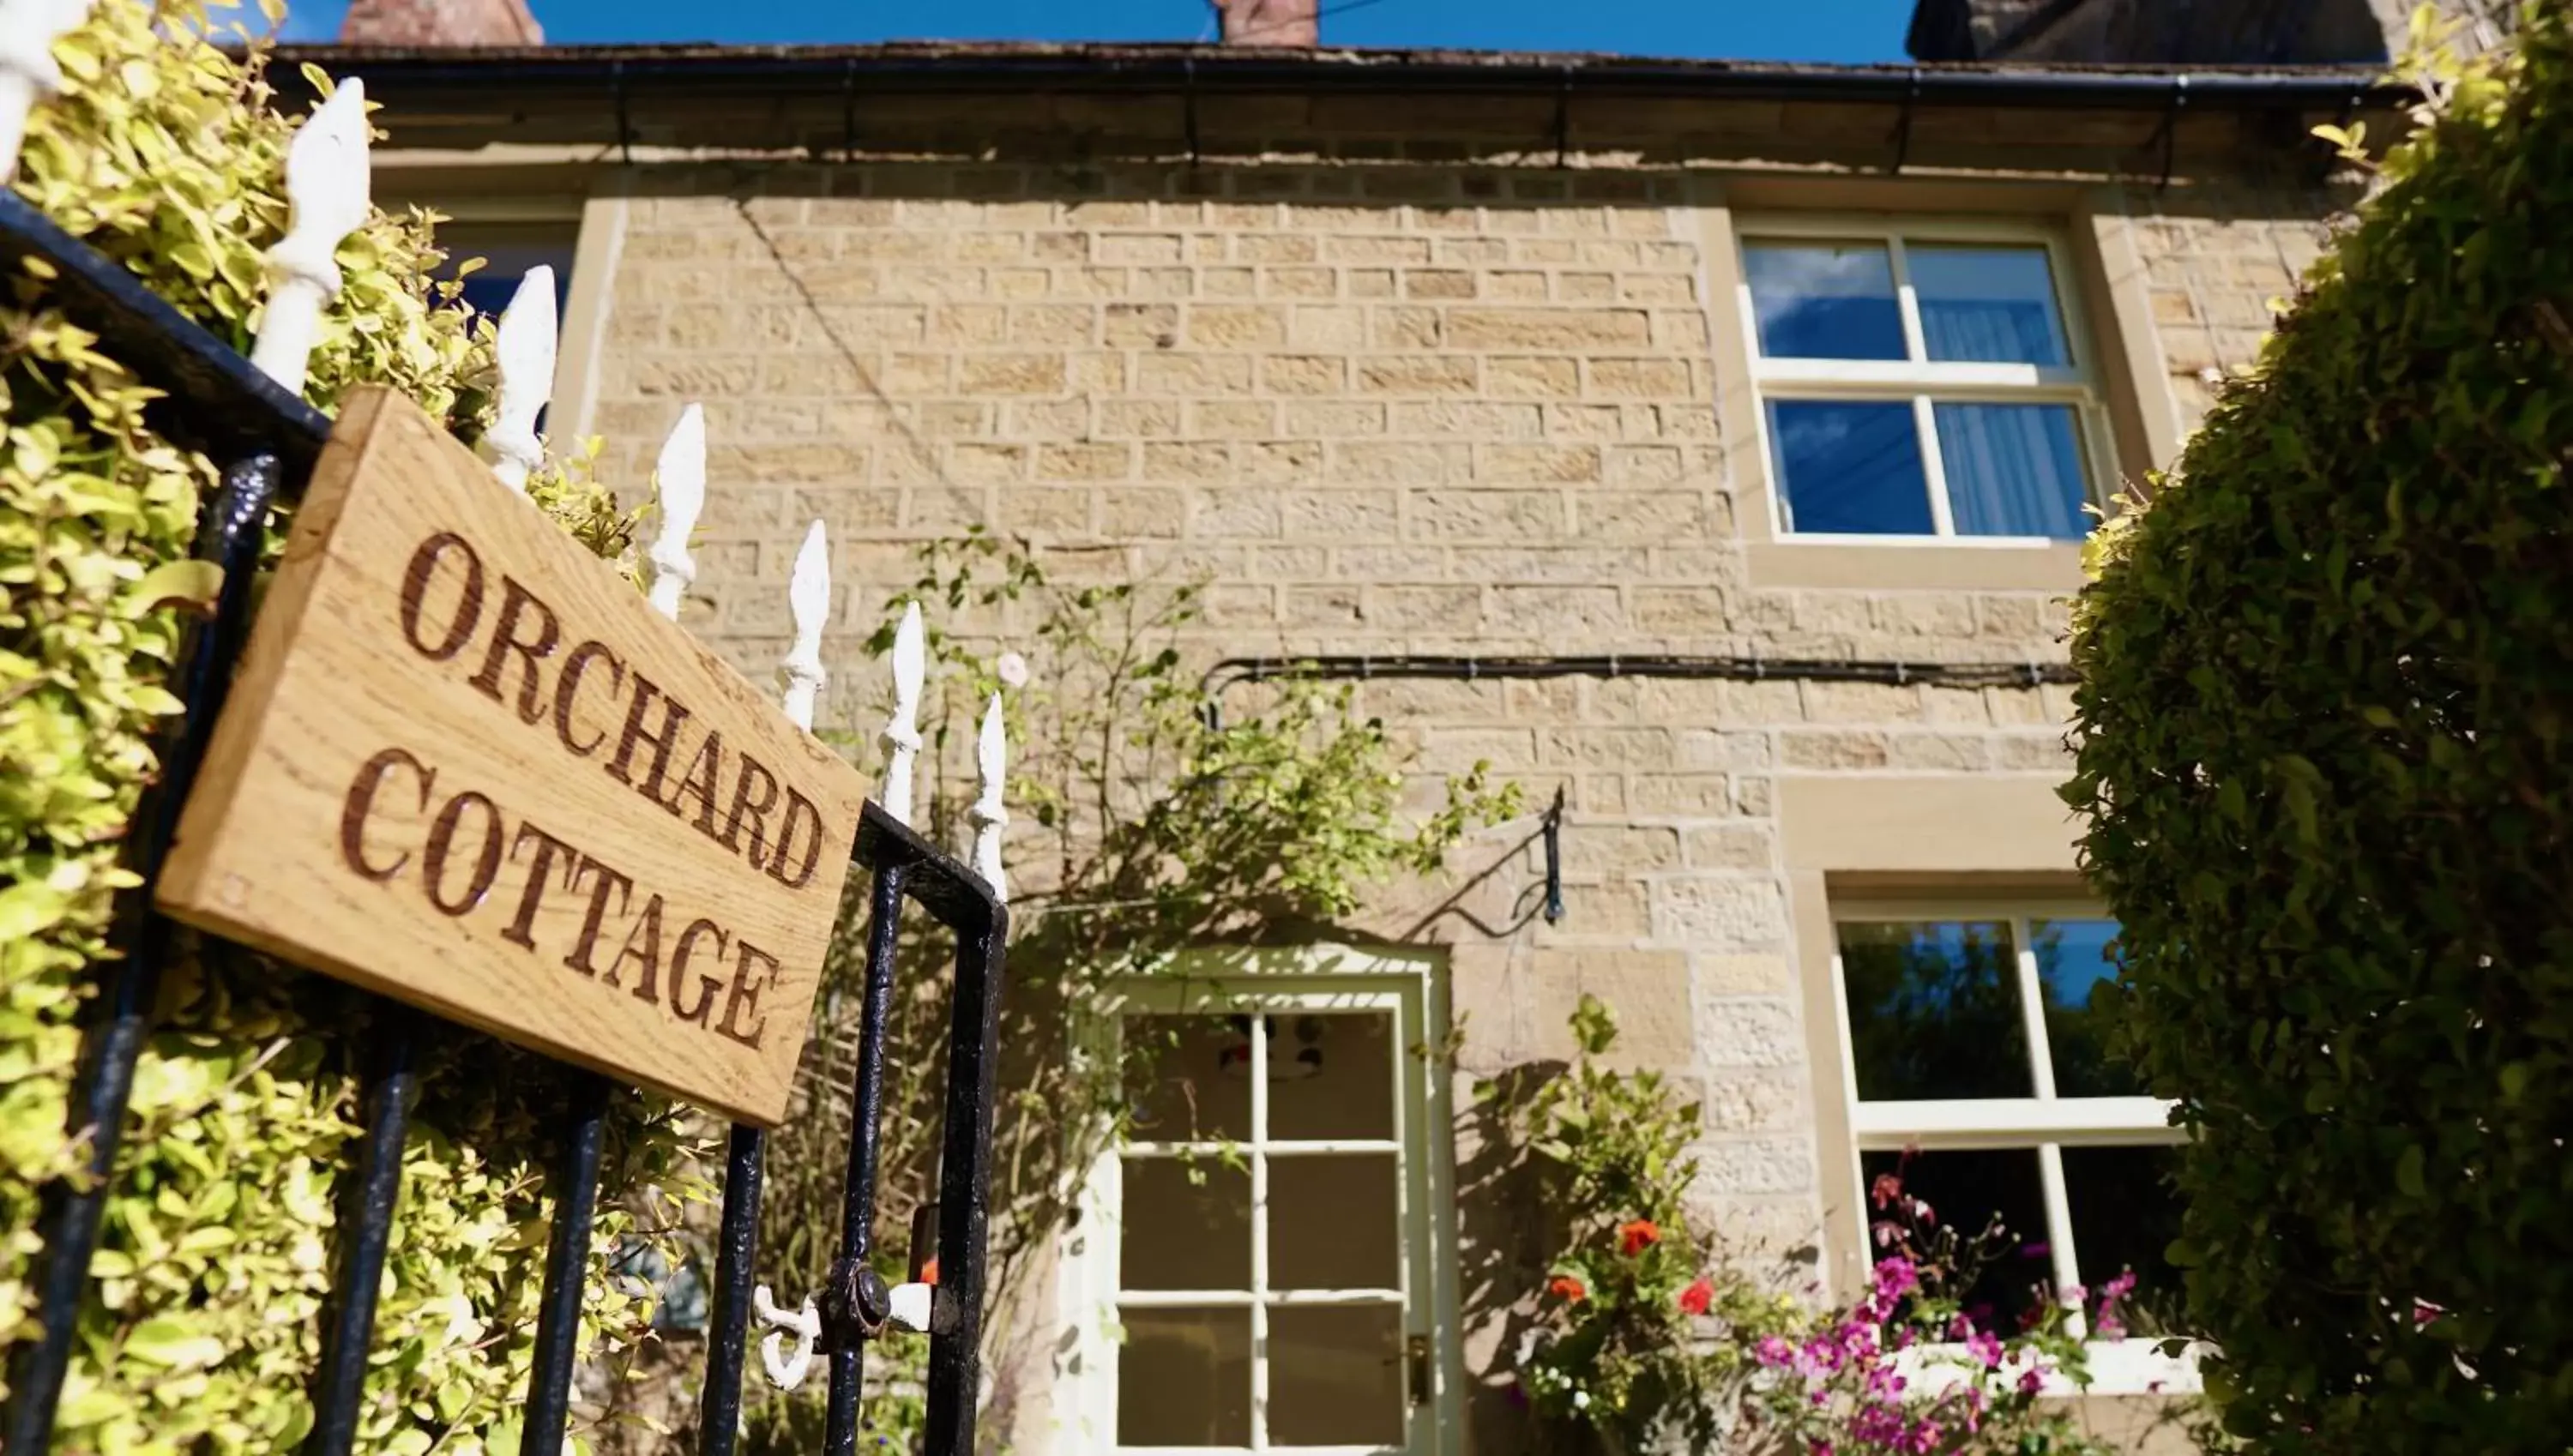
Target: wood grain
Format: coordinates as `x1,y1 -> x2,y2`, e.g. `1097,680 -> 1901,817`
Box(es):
159,387 -> 864,1127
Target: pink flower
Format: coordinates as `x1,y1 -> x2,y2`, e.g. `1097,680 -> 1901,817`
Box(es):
2017,1365 -> 2049,1396
1754,1335 -> 1796,1369
2413,1299 -> 2444,1328
1873,1256 -> 1919,1303
1967,1329 -> 2005,1369
1677,1277 -> 1714,1316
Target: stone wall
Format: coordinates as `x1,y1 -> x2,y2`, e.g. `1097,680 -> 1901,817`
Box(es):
565,153 -> 2343,1451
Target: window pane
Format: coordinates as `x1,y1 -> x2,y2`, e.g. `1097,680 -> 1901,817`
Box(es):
1269,1013 -> 1395,1142
2063,1146 -> 2185,1332
1270,1154 -> 1400,1290
1863,1149 -> 2055,1332
1125,1014 -> 1251,1143
1910,244 -> 2071,366
1744,242 -> 1907,360
1769,400 -> 1934,537
1268,1305 -> 1407,1447
1118,1307 -> 1251,1447
1121,1157 -> 1250,1291
1935,403 -> 2094,540
438,239 -> 575,321
2032,918 -> 2140,1097
1837,921 -> 2034,1101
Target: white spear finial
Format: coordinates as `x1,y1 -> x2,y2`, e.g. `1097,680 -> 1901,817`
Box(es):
971,692 -> 1008,903
645,404 -> 704,621
780,520 -> 829,732
484,264 -> 557,494
0,0 -> 92,184
880,603 -> 925,826
250,79 -> 371,395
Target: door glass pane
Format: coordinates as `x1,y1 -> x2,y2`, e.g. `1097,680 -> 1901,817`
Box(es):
1268,1012 -> 1395,1142
1838,922 -> 2034,1100
1121,1157 -> 1250,1291
1768,400 -> 1934,536
1269,1154 -> 1400,1291
1118,1307 -> 1251,1447
1125,1014 -> 1251,1143
1910,244 -> 2070,366
2062,1146 -> 2185,1333
1863,1148 -> 2053,1332
1935,402 -> 2093,540
1743,241 -> 1907,359
1268,1304 -> 1407,1447
2032,918 -> 2139,1097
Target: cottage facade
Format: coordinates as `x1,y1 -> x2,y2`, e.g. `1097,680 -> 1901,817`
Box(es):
316,3 -> 2456,1448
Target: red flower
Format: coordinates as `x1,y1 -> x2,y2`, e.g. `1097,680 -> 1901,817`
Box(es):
1548,1275 -> 1586,1303
1677,1277 -> 1714,1315
1617,1219 -> 1660,1257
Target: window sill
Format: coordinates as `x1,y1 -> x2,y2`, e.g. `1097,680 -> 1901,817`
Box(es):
1894,1336 -> 2208,1400
1745,538 -> 2089,593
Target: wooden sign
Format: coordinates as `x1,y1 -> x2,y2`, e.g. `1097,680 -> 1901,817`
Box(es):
159,387 -> 864,1127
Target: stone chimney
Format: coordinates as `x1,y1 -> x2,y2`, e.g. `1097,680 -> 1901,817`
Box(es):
1213,0 -> 1317,47
1906,0 -> 2389,63
339,0 -> 544,45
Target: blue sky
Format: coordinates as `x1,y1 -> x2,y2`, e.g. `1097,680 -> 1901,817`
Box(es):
278,0 -> 1922,63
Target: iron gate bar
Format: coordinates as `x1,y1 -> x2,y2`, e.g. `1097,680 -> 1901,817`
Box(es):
794,802 -> 1008,1456
696,1122 -> 767,1456
525,1071 -> 615,1456
306,1005 -> 425,1456
823,860 -> 909,1456
1,450 -> 287,1453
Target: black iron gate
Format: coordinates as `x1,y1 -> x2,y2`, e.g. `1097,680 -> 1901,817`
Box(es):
0,190 -> 1007,1456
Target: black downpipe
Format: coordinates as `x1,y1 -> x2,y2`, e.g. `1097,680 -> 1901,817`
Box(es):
1197,652 -> 2077,731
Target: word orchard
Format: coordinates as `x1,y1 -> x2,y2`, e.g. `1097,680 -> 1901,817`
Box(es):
162,388 -> 865,1124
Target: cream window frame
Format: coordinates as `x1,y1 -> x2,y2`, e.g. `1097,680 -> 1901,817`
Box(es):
1738,217 -> 2118,548
1829,901 -> 2204,1398
1058,947 -> 1462,1456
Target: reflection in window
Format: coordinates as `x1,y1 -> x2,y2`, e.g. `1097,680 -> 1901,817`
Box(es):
1119,1158 -> 1250,1291
1744,242 -> 1907,360
1768,400 -> 1934,537
1935,403 -> 2093,541
2032,919 -> 2137,1096
1118,1308 -> 1252,1447
1741,226 -> 2104,541
1268,1305 -> 1406,1446
1838,921 -> 2032,1101
2062,1146 -> 2184,1324
1910,244 -> 2071,366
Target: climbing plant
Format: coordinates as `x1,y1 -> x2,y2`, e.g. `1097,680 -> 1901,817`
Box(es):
731,529 -> 1518,1451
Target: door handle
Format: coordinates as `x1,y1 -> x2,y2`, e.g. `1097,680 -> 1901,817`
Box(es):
1405,1333 -> 1431,1405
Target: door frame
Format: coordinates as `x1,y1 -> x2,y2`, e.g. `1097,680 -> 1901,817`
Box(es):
1055,944 -> 1463,1456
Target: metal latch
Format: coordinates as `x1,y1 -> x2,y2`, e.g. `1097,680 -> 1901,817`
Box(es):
1406,1334 -> 1431,1405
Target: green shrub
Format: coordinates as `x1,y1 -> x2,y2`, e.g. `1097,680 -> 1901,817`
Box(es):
1,4 -> 686,1449
2065,8 -> 2573,1450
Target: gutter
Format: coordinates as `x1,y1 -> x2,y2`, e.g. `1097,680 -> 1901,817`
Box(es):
270,43 -> 2411,115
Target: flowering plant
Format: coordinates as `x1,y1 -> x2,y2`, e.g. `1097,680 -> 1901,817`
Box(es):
1503,998 -> 2130,1455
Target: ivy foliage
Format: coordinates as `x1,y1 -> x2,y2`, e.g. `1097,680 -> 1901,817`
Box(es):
2067,7 -> 2573,1450
1,4 -> 689,1451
